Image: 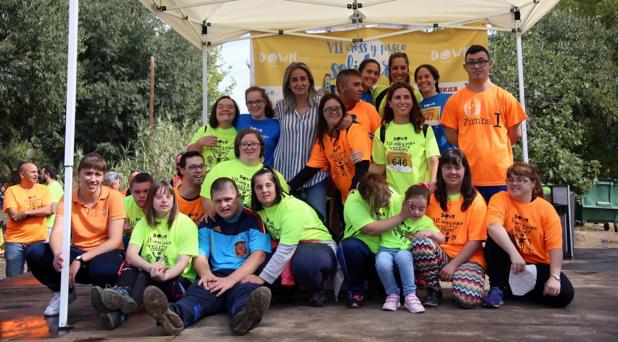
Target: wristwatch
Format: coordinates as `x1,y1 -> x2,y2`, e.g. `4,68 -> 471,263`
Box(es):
75,255 -> 87,268
550,273 -> 561,282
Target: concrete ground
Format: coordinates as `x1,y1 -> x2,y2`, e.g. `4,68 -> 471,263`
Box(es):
1,247 -> 617,341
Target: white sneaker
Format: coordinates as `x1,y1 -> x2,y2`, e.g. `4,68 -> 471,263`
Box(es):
44,290 -> 76,316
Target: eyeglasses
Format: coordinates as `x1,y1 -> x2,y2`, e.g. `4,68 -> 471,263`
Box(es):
185,164 -> 206,171
246,100 -> 264,107
240,142 -> 261,148
465,59 -> 490,68
323,106 -> 343,115
506,177 -> 530,185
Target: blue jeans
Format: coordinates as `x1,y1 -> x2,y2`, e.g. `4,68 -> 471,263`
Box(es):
476,185 -> 507,203
375,248 -> 416,296
5,242 -> 28,277
340,237 -> 376,297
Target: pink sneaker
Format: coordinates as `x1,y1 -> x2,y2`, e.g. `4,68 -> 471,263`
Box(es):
404,293 -> 425,313
382,294 -> 400,311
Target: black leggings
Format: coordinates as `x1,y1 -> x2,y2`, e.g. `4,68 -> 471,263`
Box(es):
484,237 -> 575,307
117,264 -> 191,304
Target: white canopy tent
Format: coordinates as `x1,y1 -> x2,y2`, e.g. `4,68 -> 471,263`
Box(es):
57,0 -> 559,328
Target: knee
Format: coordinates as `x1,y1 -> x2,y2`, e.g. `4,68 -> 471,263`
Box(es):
375,253 -> 392,272
25,242 -> 47,262
394,250 -> 412,264
410,238 -> 436,256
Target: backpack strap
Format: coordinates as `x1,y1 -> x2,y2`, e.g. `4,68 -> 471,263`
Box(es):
374,87 -> 389,112
380,123 -> 387,144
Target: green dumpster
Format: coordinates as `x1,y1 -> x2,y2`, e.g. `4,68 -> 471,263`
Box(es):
579,179 -> 618,231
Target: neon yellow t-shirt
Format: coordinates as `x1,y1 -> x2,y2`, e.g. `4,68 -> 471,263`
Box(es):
189,125 -> 238,170
343,189 -> 403,253
200,159 -> 289,204
46,181 -> 64,228
124,195 -> 144,229
258,195 -> 332,244
129,213 -> 199,281
372,122 -> 440,195
380,214 -> 439,250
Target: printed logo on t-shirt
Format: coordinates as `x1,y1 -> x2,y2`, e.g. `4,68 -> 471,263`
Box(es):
263,217 -> 279,240
233,174 -> 252,199
329,144 -> 350,178
27,195 -> 43,210
207,141 -> 232,166
512,214 -> 536,253
433,213 -> 462,244
235,240 -> 249,258
144,232 -> 171,264
463,98 -> 481,118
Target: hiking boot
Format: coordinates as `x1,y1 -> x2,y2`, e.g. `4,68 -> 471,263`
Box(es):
101,311 -> 127,330
308,291 -> 326,307
381,294 -> 400,311
230,286 -> 271,335
404,293 -> 425,313
482,287 -> 504,308
422,286 -> 442,307
143,285 -> 184,336
44,290 -> 76,316
101,287 -> 138,314
91,286 -> 110,314
347,294 -> 364,308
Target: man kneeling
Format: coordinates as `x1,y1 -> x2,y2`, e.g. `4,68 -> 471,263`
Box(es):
143,177 -> 272,335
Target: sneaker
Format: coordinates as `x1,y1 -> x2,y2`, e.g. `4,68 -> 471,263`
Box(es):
482,287 -> 504,308
381,294 -> 400,311
44,290 -> 76,316
101,311 -> 127,330
91,286 -> 110,314
404,293 -> 425,313
143,285 -> 184,336
230,286 -> 271,335
308,291 -> 326,307
101,287 -> 138,314
347,294 -> 364,308
422,286 -> 442,307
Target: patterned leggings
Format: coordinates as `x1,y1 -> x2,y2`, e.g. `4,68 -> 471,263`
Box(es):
411,238 -> 484,308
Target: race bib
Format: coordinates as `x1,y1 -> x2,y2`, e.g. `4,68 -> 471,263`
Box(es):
422,107 -> 440,126
386,151 -> 413,173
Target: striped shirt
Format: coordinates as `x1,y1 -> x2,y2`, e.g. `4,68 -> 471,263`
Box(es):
273,98 -> 328,188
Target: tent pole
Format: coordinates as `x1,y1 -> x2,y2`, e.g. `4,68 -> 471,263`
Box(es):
516,32 -> 529,163
59,0 -> 79,329
202,45 -> 209,124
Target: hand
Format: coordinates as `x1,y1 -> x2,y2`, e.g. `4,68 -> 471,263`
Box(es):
209,276 -> 238,297
337,115 -> 353,130
414,230 -> 434,240
350,150 -> 363,164
241,274 -> 265,285
198,135 -> 218,148
428,181 -> 437,193
197,273 -> 219,290
69,259 -> 81,287
11,211 -> 27,222
509,253 -> 526,274
543,276 -> 561,296
150,261 -> 167,281
439,261 -> 457,281
399,199 -> 414,220
53,253 -> 64,272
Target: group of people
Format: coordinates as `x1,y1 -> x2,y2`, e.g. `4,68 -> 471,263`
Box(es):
1,44 -> 574,336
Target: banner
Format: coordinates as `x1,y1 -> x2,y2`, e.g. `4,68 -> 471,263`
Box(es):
251,28 -> 488,101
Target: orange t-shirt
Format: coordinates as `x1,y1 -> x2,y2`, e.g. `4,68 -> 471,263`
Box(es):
440,85 -> 528,186
3,183 -> 50,243
174,186 -> 205,224
485,191 -> 562,264
307,123 -> 372,202
58,186 -> 125,250
426,192 -> 487,268
347,101 -> 381,139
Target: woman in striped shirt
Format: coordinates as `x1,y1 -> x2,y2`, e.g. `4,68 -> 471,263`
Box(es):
273,62 -> 328,218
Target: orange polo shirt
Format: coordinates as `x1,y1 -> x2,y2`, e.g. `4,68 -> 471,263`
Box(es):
485,191 -> 562,264
174,186 -> 205,224
3,183 -> 50,243
307,123 -> 372,202
58,186 -> 125,250
426,192 -> 487,268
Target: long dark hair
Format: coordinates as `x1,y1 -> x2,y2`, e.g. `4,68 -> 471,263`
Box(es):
245,86 -> 275,118
250,166 -> 285,212
414,64 -> 441,94
144,181 -> 178,227
381,82 -> 424,133
208,96 -> 240,128
316,94 -> 347,150
435,150 -> 476,212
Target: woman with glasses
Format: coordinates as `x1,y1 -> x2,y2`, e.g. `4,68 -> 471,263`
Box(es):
371,83 -> 440,196
373,52 -> 422,115
358,59 -> 381,105
411,150 -> 487,308
273,62 -> 329,219
237,87 -> 280,167
289,94 -> 371,205
414,64 -> 454,155
482,162 -> 574,308
200,129 -> 288,213
187,96 -> 240,171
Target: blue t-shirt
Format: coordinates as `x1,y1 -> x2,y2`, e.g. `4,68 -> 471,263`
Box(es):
420,93 -> 455,154
198,207 -> 271,272
361,90 -> 374,105
236,114 -> 280,166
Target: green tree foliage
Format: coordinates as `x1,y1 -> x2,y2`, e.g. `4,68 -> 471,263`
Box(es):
490,6 -> 618,194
